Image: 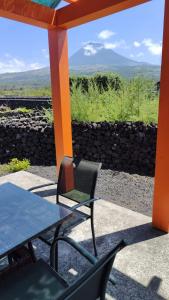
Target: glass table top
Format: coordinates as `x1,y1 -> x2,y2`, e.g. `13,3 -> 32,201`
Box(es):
0,182 -> 72,258
31,0 -> 62,8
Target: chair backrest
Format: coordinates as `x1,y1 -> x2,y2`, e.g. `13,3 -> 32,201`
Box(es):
57,157 -> 75,194
57,157 -> 102,198
58,240 -> 125,300
74,159 -> 102,198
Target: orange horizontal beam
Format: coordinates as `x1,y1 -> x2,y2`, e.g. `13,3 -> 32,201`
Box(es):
0,0 -> 56,29
64,0 -> 78,3
55,0 -> 151,29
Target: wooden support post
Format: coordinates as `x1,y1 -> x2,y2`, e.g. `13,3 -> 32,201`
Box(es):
153,0 -> 169,232
48,28 -> 73,173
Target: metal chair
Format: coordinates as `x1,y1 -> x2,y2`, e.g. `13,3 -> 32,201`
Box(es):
31,157 -> 102,257
0,237 -> 126,300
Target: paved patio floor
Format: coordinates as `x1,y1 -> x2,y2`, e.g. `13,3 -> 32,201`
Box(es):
0,171 -> 169,300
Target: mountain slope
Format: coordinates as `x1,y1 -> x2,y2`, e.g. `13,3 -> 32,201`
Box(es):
70,42 -> 160,79
0,43 -> 161,89
70,42 -> 144,67
0,67 -> 50,88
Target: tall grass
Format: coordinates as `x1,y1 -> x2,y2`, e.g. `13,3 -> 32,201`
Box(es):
71,77 -> 159,123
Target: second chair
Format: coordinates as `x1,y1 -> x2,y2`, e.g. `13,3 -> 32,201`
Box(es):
35,157 -> 102,257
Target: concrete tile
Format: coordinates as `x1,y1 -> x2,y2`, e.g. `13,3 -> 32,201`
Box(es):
0,171 -> 52,189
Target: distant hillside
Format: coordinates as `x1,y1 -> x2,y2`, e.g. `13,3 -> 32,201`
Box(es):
70,42 -> 145,67
0,67 -> 50,89
70,42 -> 160,79
0,43 -> 161,89
70,64 -> 160,79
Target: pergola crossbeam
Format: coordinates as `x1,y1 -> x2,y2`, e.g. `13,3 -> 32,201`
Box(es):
0,0 -> 151,30
64,0 -> 78,3
55,0 -> 151,29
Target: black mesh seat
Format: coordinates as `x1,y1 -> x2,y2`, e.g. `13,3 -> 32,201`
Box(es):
0,259 -> 68,300
35,157 -> 102,257
0,237 -> 126,300
62,189 -> 90,204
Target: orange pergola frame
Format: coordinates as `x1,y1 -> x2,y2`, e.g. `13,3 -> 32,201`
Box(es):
0,0 -> 168,232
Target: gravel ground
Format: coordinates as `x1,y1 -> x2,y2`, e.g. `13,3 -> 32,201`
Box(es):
29,166 -> 154,217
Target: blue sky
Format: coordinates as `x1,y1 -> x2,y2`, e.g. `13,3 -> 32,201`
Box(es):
0,0 -> 164,73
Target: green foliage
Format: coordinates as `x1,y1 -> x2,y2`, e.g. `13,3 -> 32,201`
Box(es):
6,158 -> 30,173
16,107 -> 33,113
70,73 -> 122,93
71,77 -> 159,123
43,107 -> 53,124
0,105 -> 11,113
0,164 -> 8,176
0,75 -> 159,124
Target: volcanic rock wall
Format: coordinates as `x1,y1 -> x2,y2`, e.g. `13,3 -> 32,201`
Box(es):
0,112 -> 157,176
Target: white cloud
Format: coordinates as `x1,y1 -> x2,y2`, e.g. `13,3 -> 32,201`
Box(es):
0,56 -> 43,74
142,38 -> 162,55
132,38 -> 162,57
104,40 -> 127,50
133,41 -> 141,48
98,30 -> 116,40
42,48 -> 49,59
83,44 -> 97,56
83,40 -> 128,56
104,42 -> 117,50
83,43 -> 103,56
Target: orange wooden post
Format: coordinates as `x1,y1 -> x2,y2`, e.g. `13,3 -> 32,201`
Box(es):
48,28 -> 73,173
153,0 -> 169,232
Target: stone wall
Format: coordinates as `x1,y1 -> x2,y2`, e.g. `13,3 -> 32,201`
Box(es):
0,112 -> 157,176
73,121 -> 157,176
0,97 -> 51,109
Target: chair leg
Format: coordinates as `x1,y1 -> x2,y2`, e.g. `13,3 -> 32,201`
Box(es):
8,255 -> 13,265
91,204 -> 98,257
56,194 -> 59,204
28,242 -> 36,263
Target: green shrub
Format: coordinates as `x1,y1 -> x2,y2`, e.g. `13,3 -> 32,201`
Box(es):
0,164 -> 8,176
70,73 -> 122,93
6,158 -> 30,173
71,77 -> 159,123
16,107 -> 33,113
0,105 -> 11,113
43,107 -> 53,124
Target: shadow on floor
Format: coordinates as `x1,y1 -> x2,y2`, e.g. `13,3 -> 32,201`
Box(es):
94,222 -> 165,249
107,270 -> 165,300
34,188 -> 57,198
31,186 -> 167,299
35,230 -> 166,300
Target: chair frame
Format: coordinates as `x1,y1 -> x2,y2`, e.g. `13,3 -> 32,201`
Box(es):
50,237 -> 126,300
55,157 -> 102,257
29,157 -> 102,257
0,237 -> 126,300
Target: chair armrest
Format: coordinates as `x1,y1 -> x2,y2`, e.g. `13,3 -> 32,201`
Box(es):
50,236 -> 98,270
28,182 -> 57,192
70,197 -> 101,211
109,275 -> 116,285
